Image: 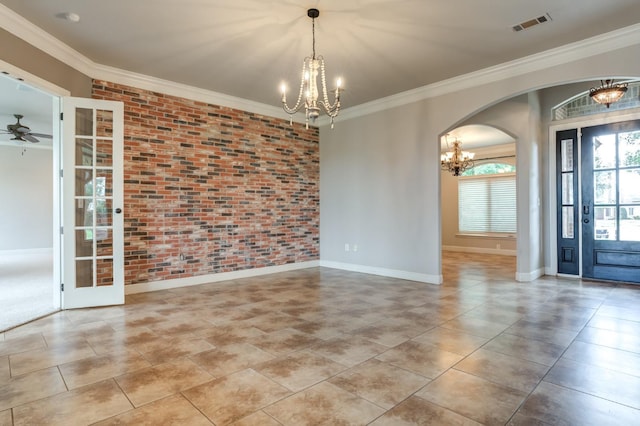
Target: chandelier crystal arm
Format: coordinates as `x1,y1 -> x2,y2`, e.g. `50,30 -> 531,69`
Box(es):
318,57 -> 341,115
281,59 -> 309,115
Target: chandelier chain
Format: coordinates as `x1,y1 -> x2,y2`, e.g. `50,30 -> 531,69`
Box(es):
312,15 -> 316,59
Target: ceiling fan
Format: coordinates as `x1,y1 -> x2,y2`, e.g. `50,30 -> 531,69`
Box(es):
1,114 -> 52,143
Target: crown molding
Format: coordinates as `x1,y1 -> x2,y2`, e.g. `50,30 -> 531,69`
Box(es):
3,3 -> 639,125
0,3 -> 94,77
91,63 -> 301,122
330,23 -> 640,124
0,4 -> 304,123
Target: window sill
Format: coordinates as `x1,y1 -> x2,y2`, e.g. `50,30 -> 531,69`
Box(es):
456,233 -> 516,239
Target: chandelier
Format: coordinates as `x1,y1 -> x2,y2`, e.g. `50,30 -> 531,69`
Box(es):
441,136 -> 475,176
280,8 -> 342,129
589,79 -> 628,108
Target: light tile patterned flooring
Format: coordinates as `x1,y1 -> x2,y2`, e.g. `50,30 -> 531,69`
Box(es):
2,252 -> 640,425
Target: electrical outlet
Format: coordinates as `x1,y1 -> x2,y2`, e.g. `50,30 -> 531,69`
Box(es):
344,243 -> 350,252
353,244 -> 358,252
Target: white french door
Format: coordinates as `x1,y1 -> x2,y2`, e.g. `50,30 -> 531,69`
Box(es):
62,97 -> 124,308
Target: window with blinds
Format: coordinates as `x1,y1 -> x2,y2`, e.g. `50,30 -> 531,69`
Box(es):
458,173 -> 516,233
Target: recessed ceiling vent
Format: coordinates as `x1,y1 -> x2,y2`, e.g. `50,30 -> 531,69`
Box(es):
512,13 -> 552,32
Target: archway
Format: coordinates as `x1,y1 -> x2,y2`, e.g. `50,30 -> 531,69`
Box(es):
439,124 -> 517,284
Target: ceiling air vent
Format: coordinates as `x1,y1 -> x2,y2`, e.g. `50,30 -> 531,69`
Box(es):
512,13 -> 552,32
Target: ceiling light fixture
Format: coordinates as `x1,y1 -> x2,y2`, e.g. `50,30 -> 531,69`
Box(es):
589,79 -> 628,108
280,8 -> 342,129
441,135 -> 475,176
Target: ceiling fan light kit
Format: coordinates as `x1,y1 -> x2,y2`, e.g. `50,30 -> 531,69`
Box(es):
2,114 -> 53,143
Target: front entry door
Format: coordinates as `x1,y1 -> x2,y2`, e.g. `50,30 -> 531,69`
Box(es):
62,97 -> 124,308
581,120 -> 640,283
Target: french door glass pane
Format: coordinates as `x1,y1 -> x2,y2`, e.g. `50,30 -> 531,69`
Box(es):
76,138 -> 93,166
593,134 -> 616,169
96,139 -> 113,166
619,131 -> 640,167
594,206 -> 617,240
594,171 -> 617,204
562,206 -> 574,238
75,169 -> 93,196
75,199 -> 92,227
96,259 -> 114,287
96,199 -> 112,226
75,230 -> 93,257
76,259 -> 93,288
95,170 -> 113,197
97,229 -> 114,257
96,109 -> 113,137
75,108 -> 93,136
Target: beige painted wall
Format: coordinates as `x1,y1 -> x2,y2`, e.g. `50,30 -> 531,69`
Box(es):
321,43 -> 640,283
0,145 -> 53,250
0,28 -> 92,97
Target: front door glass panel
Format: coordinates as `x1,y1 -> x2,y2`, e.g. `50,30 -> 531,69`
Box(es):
581,122 -> 640,283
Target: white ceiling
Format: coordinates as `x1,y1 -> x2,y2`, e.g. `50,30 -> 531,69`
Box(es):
1,1 -> 639,150
1,0 -> 639,110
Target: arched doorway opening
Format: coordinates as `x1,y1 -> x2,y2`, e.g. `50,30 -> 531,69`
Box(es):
439,124 -> 518,284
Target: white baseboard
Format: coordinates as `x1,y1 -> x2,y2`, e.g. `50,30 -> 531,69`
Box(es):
515,268 -> 545,282
0,248 -> 53,256
442,245 -> 517,256
319,260 -> 442,285
124,261 -> 320,295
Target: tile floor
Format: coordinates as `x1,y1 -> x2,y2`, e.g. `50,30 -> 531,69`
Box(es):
1,252 -> 640,425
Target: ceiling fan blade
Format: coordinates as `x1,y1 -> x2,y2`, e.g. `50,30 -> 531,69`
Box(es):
29,132 -> 53,139
22,134 -> 40,143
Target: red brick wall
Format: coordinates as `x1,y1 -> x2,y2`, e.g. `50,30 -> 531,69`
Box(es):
92,80 -> 319,285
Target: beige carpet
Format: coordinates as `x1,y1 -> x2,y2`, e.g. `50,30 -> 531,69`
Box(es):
0,250 -> 58,332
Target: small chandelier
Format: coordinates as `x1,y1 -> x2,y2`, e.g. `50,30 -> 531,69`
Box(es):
280,8 -> 342,129
589,79 -> 628,108
441,136 -> 475,176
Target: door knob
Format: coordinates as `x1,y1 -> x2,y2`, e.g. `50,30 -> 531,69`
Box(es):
583,218 -> 589,224
115,208 -> 122,214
